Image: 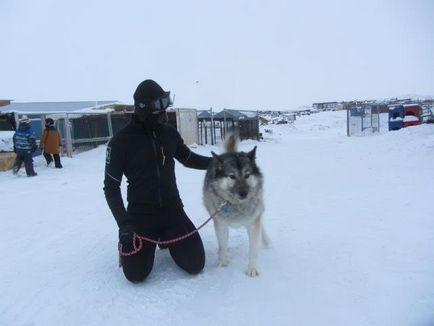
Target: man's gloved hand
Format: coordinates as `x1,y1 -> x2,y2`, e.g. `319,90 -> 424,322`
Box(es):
119,224 -> 135,246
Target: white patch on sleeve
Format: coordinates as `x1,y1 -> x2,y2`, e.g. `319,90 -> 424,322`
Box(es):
106,146 -> 111,164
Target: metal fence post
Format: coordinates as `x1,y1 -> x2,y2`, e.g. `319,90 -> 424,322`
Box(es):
40,114 -> 46,134
64,114 -> 73,158
210,107 -> 214,145
256,110 -> 260,140
223,110 -> 227,139
107,112 -> 113,139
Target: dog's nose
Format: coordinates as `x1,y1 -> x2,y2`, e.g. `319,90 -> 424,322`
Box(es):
239,191 -> 248,199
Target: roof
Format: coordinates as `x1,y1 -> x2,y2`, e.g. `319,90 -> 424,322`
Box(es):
197,110 -> 212,119
213,109 -> 248,120
0,100 -> 12,107
313,101 -> 338,105
1,101 -> 119,114
198,109 -> 258,121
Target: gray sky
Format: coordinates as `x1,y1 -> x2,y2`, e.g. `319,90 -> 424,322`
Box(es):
1,0 -> 433,110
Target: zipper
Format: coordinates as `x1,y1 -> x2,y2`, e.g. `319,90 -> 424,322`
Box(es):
151,131 -> 163,207
161,147 -> 166,166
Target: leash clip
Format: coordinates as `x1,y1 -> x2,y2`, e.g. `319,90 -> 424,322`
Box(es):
219,201 -> 230,214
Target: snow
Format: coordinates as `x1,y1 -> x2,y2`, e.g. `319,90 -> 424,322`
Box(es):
1,111 -> 434,326
0,130 -> 14,151
403,115 -> 420,122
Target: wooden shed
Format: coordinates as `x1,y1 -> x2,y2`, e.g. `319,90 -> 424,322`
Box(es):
166,108 -> 199,145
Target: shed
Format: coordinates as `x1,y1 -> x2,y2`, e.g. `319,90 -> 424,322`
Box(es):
346,103 -> 380,136
213,109 -> 259,141
197,109 -> 259,145
0,99 -> 12,107
388,105 -> 404,131
403,104 -> 421,128
166,108 -> 199,145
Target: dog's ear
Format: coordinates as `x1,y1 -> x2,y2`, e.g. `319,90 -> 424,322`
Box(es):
211,151 -> 224,177
211,151 -> 223,163
247,146 -> 257,160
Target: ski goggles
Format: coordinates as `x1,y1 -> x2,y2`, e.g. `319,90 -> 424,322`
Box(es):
138,92 -> 173,113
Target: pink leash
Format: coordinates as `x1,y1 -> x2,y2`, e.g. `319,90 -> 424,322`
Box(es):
118,203 -> 226,267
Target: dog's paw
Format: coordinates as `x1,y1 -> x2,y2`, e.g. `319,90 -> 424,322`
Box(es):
245,267 -> 259,277
217,259 -> 229,267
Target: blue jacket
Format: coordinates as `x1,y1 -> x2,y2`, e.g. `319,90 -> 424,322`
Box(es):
13,123 -> 37,154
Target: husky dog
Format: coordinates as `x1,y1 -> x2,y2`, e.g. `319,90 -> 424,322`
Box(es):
203,134 -> 268,277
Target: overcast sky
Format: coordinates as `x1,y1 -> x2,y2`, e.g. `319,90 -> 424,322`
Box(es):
1,0 -> 433,110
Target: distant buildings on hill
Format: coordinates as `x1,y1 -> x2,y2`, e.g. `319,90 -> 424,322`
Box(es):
313,97 -> 434,112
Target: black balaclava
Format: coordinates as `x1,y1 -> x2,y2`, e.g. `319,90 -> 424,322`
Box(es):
133,79 -> 168,129
45,118 -> 54,128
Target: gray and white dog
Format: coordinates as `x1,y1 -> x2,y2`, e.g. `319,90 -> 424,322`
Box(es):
203,134 -> 268,277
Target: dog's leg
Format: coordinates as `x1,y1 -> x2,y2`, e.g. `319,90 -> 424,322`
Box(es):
246,218 -> 261,277
261,222 -> 270,248
214,220 -> 229,267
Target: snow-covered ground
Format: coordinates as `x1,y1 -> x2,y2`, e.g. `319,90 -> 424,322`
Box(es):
1,111 -> 434,326
0,130 -> 14,152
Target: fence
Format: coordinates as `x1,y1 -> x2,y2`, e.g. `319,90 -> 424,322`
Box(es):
55,112 -> 131,156
4,108 -> 260,157
7,112 -> 132,157
25,111 -> 198,157
346,104 -> 380,136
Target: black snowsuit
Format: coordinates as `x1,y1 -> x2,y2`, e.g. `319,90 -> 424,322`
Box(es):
104,119 -> 211,282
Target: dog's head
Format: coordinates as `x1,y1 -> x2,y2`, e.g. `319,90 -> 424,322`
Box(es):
208,146 -> 262,204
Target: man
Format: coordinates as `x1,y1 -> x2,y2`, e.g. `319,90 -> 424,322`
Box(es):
12,115 -> 37,177
104,79 -> 211,283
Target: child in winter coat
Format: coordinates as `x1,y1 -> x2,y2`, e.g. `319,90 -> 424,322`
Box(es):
39,118 -> 63,168
12,115 -> 38,176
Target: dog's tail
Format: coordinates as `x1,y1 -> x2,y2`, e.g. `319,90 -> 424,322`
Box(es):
223,133 -> 238,153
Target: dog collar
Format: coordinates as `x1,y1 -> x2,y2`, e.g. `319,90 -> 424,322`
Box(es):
218,201 -> 230,214
221,205 -> 231,214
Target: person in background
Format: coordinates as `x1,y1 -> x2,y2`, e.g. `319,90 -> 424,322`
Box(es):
104,79 -> 211,283
12,115 -> 37,177
39,118 -> 63,168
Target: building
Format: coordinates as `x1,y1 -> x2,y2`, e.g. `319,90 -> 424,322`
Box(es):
312,102 -> 339,111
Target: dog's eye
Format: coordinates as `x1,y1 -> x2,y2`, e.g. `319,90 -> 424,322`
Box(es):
228,175 -> 236,180
245,174 -> 250,179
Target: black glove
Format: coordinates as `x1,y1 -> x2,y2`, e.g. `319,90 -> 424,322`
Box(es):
118,224 -> 135,246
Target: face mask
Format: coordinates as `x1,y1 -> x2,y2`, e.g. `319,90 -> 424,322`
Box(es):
156,111 -> 168,124
141,111 -> 167,129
